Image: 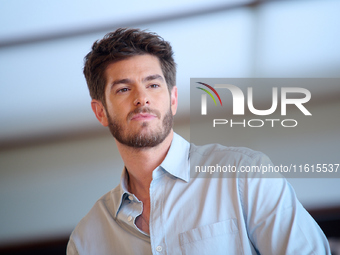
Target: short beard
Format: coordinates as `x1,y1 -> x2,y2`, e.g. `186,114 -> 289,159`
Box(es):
107,106 -> 173,149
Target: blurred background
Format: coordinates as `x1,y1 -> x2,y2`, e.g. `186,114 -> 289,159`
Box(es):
0,0 -> 339,254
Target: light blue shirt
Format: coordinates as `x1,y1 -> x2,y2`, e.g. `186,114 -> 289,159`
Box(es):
67,133 -> 330,254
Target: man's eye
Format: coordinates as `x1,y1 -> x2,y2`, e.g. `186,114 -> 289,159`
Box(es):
150,84 -> 159,88
117,88 -> 129,93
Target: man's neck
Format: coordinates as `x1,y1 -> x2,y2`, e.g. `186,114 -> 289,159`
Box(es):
116,130 -> 174,234
116,130 -> 174,197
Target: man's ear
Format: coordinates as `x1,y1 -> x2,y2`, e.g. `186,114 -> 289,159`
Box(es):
170,86 -> 178,115
91,99 -> 109,127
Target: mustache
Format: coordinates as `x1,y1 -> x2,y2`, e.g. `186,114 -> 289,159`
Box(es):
127,107 -> 161,120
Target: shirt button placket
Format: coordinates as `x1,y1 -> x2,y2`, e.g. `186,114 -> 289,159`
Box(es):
127,195 -> 135,224
150,174 -> 166,254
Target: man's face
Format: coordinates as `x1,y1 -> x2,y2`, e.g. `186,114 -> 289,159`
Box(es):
92,54 -> 177,148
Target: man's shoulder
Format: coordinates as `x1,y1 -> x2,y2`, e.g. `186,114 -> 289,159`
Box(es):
188,143 -> 274,178
67,184 -> 136,254
71,185 -> 121,235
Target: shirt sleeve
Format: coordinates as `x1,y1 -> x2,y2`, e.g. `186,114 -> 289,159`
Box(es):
66,237 -> 79,255
238,153 -> 331,254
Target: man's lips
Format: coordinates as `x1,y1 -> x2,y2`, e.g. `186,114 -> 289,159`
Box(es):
130,113 -> 157,121
127,107 -> 161,122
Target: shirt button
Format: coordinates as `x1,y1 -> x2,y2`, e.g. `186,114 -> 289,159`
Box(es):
128,195 -> 134,201
156,246 -> 162,252
127,216 -> 132,222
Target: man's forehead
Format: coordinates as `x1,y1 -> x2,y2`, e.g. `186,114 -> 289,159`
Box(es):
104,55 -> 165,86
107,54 -> 162,71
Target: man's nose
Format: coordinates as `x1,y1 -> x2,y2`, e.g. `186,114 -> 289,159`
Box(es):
133,88 -> 149,106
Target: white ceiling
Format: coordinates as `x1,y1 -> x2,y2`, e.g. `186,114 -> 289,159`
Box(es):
0,0 -> 252,39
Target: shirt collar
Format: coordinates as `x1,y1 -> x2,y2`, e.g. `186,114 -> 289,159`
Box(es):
112,169 -> 130,218
159,132 -> 190,182
112,132 -> 190,218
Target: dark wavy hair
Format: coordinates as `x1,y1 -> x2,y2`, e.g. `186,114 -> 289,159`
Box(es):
83,28 -> 176,104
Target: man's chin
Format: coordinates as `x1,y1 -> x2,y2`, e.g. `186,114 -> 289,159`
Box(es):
113,129 -> 168,149
108,107 -> 173,149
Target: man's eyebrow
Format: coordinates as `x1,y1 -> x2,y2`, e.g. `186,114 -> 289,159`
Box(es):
110,75 -> 164,89
110,78 -> 132,88
143,74 -> 164,82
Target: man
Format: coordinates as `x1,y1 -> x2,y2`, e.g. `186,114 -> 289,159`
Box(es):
67,28 -> 330,254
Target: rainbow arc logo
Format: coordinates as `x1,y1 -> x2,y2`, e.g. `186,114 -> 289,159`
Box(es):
196,82 -> 222,115
196,82 -> 222,106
